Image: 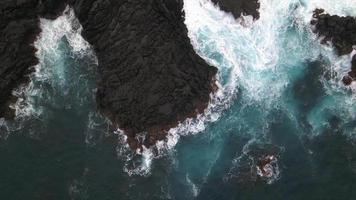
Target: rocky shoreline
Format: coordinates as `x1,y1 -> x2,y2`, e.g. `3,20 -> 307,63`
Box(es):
0,0 -> 71,119
0,0 -> 218,149
311,9 -> 356,85
71,0 -> 219,149
0,0 -> 263,149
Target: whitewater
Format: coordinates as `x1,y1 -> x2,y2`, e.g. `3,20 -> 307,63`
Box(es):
0,0 -> 356,199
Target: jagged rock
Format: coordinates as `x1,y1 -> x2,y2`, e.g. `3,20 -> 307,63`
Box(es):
70,0 -> 218,149
312,9 -> 356,85
211,0 -> 260,19
0,0 -> 218,149
311,9 -> 356,55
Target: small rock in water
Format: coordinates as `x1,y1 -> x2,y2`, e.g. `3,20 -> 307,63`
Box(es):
228,142 -> 282,184
342,75 -> 353,86
256,155 -> 278,178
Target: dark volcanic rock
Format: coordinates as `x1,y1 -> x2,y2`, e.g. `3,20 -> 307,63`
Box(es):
312,9 -> 356,56
211,0 -> 260,19
0,0 -> 67,119
0,0 -> 39,119
352,54 -> 356,71
70,0 -> 217,148
312,9 -> 356,85
0,0 -> 217,149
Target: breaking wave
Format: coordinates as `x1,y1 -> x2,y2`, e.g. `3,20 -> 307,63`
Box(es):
1,7 -> 103,140
1,0 -> 356,181
113,0 -> 356,177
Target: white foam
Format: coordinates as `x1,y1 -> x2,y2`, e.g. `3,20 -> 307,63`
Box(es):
300,0 -> 356,17
11,6 -> 95,121
186,174 -> 200,197
292,1 -> 356,135
256,155 -> 280,184
3,0 -> 355,178
122,145 -> 154,177
122,0 -> 304,177
184,0 -> 303,107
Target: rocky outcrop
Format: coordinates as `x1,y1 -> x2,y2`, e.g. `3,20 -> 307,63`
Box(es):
70,0 -> 218,149
0,0 -> 218,149
311,9 -> 356,85
211,0 -> 260,19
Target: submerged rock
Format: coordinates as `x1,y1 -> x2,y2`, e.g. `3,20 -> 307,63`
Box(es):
311,9 -> 356,85
211,0 -> 260,19
0,0 -> 217,149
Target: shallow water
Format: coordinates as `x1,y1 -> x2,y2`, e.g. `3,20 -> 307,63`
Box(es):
1,1 -> 356,199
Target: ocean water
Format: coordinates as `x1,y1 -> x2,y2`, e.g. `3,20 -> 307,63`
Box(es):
1,0 -> 356,199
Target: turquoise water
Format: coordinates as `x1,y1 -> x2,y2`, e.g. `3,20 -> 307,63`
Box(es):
1,1 -> 356,199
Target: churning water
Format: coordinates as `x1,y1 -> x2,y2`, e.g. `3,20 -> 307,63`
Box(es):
1,1 -> 356,199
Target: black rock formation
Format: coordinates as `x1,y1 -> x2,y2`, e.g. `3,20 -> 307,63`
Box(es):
311,9 -> 356,85
211,0 -> 260,19
0,0 -> 218,149
312,9 -> 356,55
70,0 -> 218,148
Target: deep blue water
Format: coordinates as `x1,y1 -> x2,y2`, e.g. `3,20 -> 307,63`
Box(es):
1,1 -> 356,199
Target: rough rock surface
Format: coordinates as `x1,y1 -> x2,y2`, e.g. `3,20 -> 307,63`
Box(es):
70,0 -> 218,148
311,9 -> 356,85
312,9 -> 356,55
0,0 -> 218,149
211,0 -> 260,19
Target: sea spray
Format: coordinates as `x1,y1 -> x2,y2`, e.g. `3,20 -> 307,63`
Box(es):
116,0 -> 356,177
2,7 -> 104,141
1,1 -> 355,183
178,0 -> 356,188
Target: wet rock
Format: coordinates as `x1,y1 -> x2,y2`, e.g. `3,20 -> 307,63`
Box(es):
228,141 -> 282,184
312,9 -> 356,56
70,0 -> 218,149
312,9 -> 356,85
0,0 -> 217,149
211,0 -> 260,19
256,155 -> 278,178
352,54 -> 356,71
342,55 -> 356,85
342,75 -> 353,86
